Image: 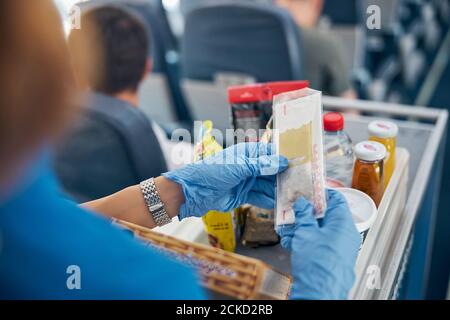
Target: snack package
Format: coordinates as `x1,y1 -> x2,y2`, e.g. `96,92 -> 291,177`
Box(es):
195,121 -> 236,252
239,205 -> 279,247
273,88 -> 327,225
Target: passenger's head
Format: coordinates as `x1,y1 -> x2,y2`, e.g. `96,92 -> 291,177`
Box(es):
0,0 -> 73,192
275,0 -> 324,28
68,6 -> 150,97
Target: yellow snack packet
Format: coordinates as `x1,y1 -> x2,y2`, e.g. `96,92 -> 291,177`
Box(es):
195,121 -> 236,252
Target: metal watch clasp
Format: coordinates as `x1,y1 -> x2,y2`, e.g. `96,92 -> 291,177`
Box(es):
150,203 -> 164,213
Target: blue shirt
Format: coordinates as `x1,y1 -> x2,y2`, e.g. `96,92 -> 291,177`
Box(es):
0,156 -> 205,299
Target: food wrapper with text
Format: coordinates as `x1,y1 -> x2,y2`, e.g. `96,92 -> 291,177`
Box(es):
273,88 -> 327,225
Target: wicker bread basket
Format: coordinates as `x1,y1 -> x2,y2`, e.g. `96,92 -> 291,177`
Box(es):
114,219 -> 291,300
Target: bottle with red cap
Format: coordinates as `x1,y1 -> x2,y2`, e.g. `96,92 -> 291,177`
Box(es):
323,112 -> 354,187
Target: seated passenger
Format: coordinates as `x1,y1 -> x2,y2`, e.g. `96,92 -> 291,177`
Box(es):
275,0 -> 357,98
55,6 -> 190,202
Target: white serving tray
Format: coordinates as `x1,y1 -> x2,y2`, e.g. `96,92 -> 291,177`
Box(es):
350,147 -> 410,299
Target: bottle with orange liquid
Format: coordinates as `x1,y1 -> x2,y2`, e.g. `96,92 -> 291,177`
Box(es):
368,121 -> 398,187
351,141 -> 387,207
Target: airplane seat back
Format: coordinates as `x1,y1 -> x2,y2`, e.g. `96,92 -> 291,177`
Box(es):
181,2 -> 304,82
181,1 -> 305,131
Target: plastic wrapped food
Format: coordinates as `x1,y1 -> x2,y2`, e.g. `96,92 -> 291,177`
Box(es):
273,88 -> 327,225
239,206 -> 279,247
228,81 -> 309,244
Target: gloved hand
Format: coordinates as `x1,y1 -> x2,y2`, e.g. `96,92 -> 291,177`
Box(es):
163,143 -> 288,220
277,189 -> 361,300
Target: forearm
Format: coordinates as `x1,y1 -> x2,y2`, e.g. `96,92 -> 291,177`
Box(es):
82,176 -> 185,229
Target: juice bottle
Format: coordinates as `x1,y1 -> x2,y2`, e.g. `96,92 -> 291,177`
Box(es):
368,121 -> 398,187
351,141 -> 387,207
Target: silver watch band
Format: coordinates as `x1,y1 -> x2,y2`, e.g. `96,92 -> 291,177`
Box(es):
139,178 -> 172,227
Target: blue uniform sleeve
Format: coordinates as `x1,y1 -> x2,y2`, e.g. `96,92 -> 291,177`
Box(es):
0,175 -> 206,299
62,212 -> 207,300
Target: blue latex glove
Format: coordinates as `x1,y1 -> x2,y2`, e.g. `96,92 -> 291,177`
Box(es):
163,143 -> 288,220
277,189 -> 361,300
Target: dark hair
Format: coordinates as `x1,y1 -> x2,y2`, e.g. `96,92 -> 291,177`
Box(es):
68,6 -> 150,94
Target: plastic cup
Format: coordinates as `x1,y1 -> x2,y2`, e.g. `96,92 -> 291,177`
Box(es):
333,188 -> 378,246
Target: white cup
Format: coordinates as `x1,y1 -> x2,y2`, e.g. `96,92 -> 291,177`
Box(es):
333,188 -> 378,246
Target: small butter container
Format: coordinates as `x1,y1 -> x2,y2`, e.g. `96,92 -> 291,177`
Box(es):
334,188 -> 378,245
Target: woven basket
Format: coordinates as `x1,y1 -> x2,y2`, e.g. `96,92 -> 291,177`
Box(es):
114,219 -> 291,300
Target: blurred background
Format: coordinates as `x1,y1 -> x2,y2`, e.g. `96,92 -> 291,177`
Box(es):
53,0 -> 450,299
55,0 -> 450,107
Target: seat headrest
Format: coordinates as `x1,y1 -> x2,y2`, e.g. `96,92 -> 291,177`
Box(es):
181,1 -> 304,82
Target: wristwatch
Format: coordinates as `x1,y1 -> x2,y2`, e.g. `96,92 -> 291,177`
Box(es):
139,178 -> 172,227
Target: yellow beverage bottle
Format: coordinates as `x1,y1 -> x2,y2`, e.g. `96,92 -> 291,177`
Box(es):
368,121 -> 398,187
